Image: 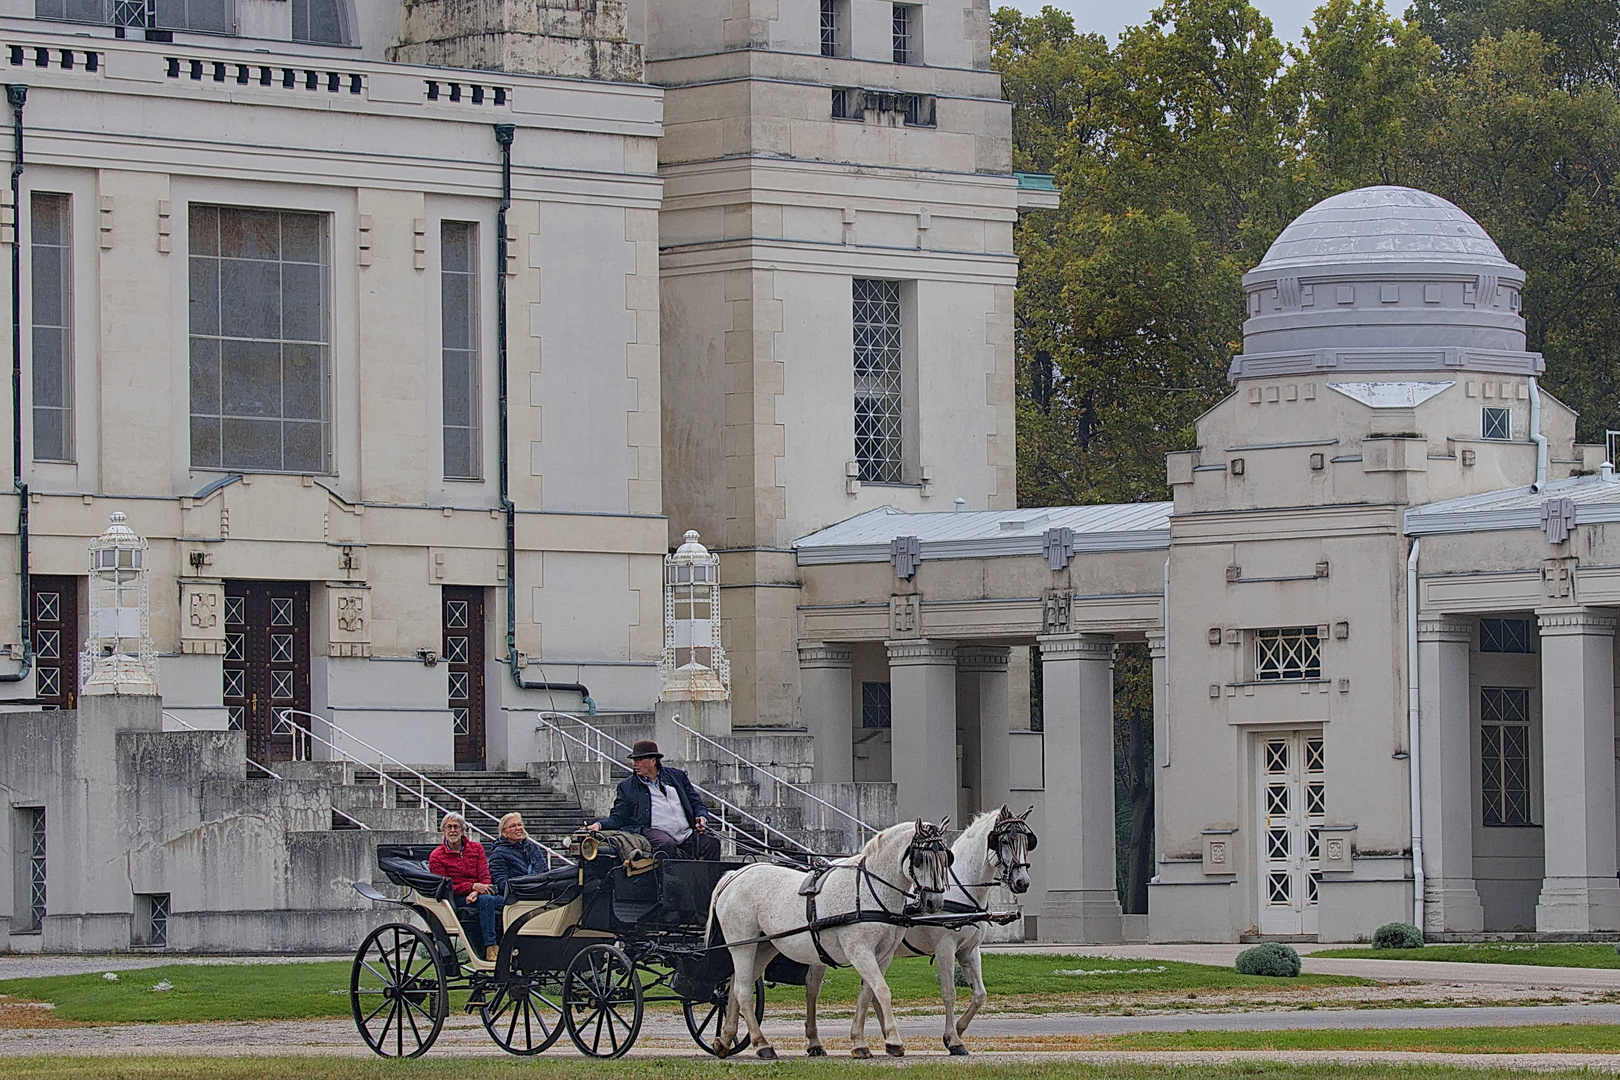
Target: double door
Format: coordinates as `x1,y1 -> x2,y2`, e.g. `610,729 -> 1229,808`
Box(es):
224,582 -> 311,762
1257,730 -> 1325,936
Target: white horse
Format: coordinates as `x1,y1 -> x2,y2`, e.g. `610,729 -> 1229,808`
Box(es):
707,819 -> 954,1059
851,805 -> 1037,1055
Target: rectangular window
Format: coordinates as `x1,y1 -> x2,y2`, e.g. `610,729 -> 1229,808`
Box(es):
30,193 -> 73,463
292,0 -> 347,44
1481,406 -> 1511,441
1481,687 -> 1531,826
1480,617 -> 1534,654
1029,644 -> 1044,732
189,206 -> 330,474
440,221 -> 481,480
13,806 -> 45,932
853,278 -> 903,484
861,681 -> 892,729
831,88 -> 858,120
1254,627 -> 1321,681
134,892 -> 169,947
154,0 -> 232,33
819,0 -> 842,57
34,0 -> 110,25
892,3 -> 917,64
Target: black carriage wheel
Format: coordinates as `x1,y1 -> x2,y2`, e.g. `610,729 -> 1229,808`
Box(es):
684,976 -> 765,1057
480,969 -> 566,1055
350,922 -> 448,1059
562,944 -> 644,1059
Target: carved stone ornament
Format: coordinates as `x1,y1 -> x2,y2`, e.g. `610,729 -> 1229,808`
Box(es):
1543,557 -> 1576,602
179,581 -> 226,655
327,584 -> 373,658
889,593 -> 921,638
1541,496 -> 1575,545
1043,589 -> 1073,635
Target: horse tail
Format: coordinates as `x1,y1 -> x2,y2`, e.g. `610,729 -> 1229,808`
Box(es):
705,866 -> 744,946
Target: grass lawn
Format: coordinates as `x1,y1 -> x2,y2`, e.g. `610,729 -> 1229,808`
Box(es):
1313,943 -> 1620,968
0,1059 -> 1611,1080
0,954 -> 1363,1024
1098,1023 -> 1620,1054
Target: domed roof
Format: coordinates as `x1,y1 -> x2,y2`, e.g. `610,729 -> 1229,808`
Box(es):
1255,186 -> 1514,271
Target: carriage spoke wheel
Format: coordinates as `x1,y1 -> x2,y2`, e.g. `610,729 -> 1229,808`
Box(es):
684,976 -> 765,1057
350,922 -> 447,1058
562,944 -> 643,1059
480,967 -> 565,1055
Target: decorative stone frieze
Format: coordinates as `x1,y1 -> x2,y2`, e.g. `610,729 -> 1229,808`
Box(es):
179,580 -> 226,655
889,594 -> 921,639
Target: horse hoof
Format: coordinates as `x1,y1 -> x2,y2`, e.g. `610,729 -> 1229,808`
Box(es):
757,1047 -> 777,1060
851,1047 -> 872,1059
807,1046 -> 827,1057
949,1044 -> 970,1057
885,1044 -> 905,1057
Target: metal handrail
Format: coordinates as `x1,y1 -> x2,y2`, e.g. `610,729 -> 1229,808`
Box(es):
536,711 -> 816,857
274,707 -> 566,860
669,714 -> 876,843
162,711 -> 369,830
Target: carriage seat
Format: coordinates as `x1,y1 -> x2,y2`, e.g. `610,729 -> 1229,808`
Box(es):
376,845 -> 453,902
503,865 -> 578,905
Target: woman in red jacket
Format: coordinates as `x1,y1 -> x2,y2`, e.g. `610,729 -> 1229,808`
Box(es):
428,812 -> 501,961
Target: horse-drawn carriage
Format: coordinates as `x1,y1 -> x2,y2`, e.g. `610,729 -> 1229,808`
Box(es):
350,836 -> 770,1059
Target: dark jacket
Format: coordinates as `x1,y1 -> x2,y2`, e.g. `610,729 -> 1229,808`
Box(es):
488,836 -> 550,895
594,765 -> 711,836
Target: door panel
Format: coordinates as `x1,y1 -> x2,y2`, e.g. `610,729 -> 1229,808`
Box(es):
224,582 -> 311,762
443,586 -> 486,768
30,575 -> 78,710
1257,731 -> 1324,935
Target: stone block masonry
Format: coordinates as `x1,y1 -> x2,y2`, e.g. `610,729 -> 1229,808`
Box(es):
392,0 -> 645,81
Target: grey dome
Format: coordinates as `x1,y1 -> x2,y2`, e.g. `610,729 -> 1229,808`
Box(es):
1255,186 -> 1514,272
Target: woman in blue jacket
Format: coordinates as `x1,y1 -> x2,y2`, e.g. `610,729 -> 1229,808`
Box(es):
489,812 -> 551,894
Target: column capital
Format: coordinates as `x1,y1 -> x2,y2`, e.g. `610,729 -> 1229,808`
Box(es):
1037,633 -> 1113,661
956,644 -> 1011,673
1146,629 -> 1167,659
798,643 -> 854,668
1538,608 -> 1618,637
886,638 -> 959,666
1417,614 -> 1473,644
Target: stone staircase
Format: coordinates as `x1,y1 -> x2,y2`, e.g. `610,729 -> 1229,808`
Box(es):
377,768 -> 588,853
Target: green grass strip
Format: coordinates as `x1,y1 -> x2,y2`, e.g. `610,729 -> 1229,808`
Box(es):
1312,944 -> 1620,968
1106,1023 -> 1620,1053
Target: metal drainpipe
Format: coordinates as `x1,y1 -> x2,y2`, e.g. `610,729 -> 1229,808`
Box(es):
492,123 -> 593,713
0,84 -> 29,684
1528,377 -> 1548,492
1406,537 -> 1425,933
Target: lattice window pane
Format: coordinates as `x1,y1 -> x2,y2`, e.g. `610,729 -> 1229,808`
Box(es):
225,596 -> 244,625
1266,783 -> 1288,817
30,192 -> 74,463
819,0 -> 838,57
1479,618 -> 1533,654
35,591 -> 59,623
448,672 -> 469,701
445,636 -> 468,663
1305,738 -> 1324,773
1307,782 -> 1325,817
35,629 -> 59,661
1267,828 -> 1289,860
1265,740 -> 1288,773
446,600 -> 468,629
28,807 -> 46,929
1482,689 -> 1532,826
271,670 -> 293,699
1307,828 -> 1320,859
1481,407 -> 1510,441
36,668 -> 59,699
852,278 -> 904,484
861,681 -> 892,729
892,3 -> 913,64
1268,871 -> 1291,904
1255,628 -> 1321,681
227,706 -> 245,731
223,669 -> 245,698
271,633 -> 293,663
1307,871 -> 1321,904
440,221 -> 481,480
271,597 -> 293,626
453,707 -> 470,735
1481,686 -> 1529,723
225,632 -> 244,661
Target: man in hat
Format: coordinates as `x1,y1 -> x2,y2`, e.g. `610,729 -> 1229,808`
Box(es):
583,740 -> 721,860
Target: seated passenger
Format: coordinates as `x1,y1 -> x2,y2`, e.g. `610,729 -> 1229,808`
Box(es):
489,812 -> 551,895
583,740 -> 720,861
427,812 -> 501,961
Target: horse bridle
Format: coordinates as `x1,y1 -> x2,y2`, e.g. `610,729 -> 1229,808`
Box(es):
900,820 -> 954,911
986,812 -> 1037,887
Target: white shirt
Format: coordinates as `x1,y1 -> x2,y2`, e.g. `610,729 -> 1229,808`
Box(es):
642,775 -> 692,843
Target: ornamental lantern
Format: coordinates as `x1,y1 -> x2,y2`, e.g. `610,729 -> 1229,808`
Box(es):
80,511 -> 158,696
660,530 -> 729,694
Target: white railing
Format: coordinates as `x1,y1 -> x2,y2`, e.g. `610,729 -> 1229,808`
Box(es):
670,714 -> 876,844
536,711 -> 816,858
162,711 -> 369,831
274,708 -> 566,860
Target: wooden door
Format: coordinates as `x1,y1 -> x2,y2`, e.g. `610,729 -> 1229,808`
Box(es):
30,575 -> 78,710
443,586 -> 486,768
224,582 -> 311,762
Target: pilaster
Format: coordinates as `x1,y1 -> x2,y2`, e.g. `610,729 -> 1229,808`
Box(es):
886,638 -> 958,823
1417,614 -> 1484,932
957,645 -> 1011,823
799,643 -> 854,783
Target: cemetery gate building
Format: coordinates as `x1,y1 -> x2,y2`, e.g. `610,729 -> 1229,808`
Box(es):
0,0 -> 1611,947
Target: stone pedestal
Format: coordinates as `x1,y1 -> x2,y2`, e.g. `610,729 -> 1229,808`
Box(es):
887,638 -> 958,823
799,644 -> 854,783
654,662 -> 730,759
1536,608 -> 1620,932
1036,633 -> 1122,943
1417,615 -> 1485,932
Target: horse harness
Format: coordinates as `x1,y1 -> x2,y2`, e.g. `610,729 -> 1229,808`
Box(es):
896,814 -> 1038,958
796,825 -> 954,967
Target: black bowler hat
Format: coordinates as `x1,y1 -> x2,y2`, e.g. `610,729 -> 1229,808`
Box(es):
628,740 -> 663,761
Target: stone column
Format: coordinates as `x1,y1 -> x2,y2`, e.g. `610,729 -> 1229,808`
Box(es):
887,639 -> 958,823
1536,608 -> 1620,932
1417,615 -> 1485,932
799,644 -> 854,783
1036,633 -> 1123,943
957,646 -> 1011,822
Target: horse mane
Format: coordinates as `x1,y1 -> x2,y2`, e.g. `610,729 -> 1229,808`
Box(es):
839,820 -> 916,866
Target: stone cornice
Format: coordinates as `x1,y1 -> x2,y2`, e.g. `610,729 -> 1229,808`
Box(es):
1416,616 -> 1473,643
955,645 -> 1011,673
1536,609 -> 1618,636
1036,633 -> 1113,661
884,639 -> 959,665
798,644 -> 853,668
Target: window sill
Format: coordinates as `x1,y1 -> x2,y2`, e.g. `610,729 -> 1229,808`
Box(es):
859,481 -> 922,490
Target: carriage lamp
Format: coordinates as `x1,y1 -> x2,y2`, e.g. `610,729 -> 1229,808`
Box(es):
81,511 -> 159,697
660,530 -> 729,694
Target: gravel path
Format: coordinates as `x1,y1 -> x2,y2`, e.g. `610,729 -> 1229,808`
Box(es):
0,956 -> 348,981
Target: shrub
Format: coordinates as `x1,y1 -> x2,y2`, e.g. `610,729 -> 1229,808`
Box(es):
1234,942 -> 1301,977
1372,922 -> 1424,950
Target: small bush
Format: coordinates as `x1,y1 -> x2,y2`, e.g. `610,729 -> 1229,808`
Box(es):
1372,922 -> 1424,950
1234,942 -> 1301,977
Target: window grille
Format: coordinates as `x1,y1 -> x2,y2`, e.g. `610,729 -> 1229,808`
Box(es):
1029,644 -> 1044,732
136,892 -> 169,946
26,807 -> 46,931
853,278 -> 903,483
1479,617 -> 1534,654
1481,406 -> 1511,441
440,222 -> 481,480
819,0 -> 839,57
188,206 -> 330,473
1254,627 -> 1321,681
831,88 -> 856,120
892,4 -> 914,64
292,0 -> 348,44
30,193 -> 73,463
1481,687 -> 1531,826
861,682 -> 892,728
